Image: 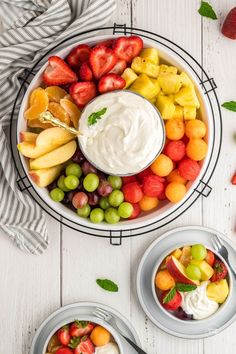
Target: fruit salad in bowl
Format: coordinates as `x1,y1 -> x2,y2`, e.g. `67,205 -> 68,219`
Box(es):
17,35 -> 212,227
45,319 -> 121,354
152,243 -> 232,321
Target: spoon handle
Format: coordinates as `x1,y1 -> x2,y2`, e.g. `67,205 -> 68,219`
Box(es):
39,111 -> 80,136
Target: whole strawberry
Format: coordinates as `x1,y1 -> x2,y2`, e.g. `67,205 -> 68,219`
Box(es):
211,260 -> 228,282
222,7 -> 236,39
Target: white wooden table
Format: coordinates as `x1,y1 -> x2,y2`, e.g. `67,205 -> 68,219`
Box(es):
0,1 -> 236,353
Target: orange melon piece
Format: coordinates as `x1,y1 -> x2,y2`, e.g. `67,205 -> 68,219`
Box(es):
48,102 -> 71,126
60,98 -> 81,128
45,86 -> 67,103
24,88 -> 49,120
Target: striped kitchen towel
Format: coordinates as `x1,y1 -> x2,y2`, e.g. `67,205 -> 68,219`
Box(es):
0,0 -> 116,254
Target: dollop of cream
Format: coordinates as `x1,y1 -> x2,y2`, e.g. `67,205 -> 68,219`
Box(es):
95,342 -> 120,354
79,91 -> 164,175
181,281 -> 219,320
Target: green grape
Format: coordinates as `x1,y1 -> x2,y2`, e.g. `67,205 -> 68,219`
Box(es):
108,190 -> 124,207
99,197 -> 110,210
104,207 -> 120,224
118,202 -> 133,218
90,208 -> 104,223
50,188 -> 64,202
57,175 -> 70,192
66,163 -> 82,178
77,204 -> 91,218
64,175 -> 80,190
107,175 -> 122,190
191,244 -> 207,261
186,264 -> 201,280
83,173 -> 99,192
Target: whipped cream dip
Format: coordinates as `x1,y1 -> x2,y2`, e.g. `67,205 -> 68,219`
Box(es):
95,342 -> 120,354
79,91 -> 165,175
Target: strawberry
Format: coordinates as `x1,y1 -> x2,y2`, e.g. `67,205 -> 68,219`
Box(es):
142,175 -> 165,197
57,326 -> 71,346
55,348 -> 73,354
231,172 -> 236,185
122,175 -> 137,185
128,203 -> 141,219
69,321 -> 94,338
42,56 -> 77,86
211,260 -> 228,282
113,36 -> 143,62
69,82 -> 97,108
79,62 -> 93,81
67,44 -> 91,69
89,46 -> 118,79
109,59 -> 127,75
161,290 -> 182,311
222,7 -> 236,39
98,73 -> 125,93
94,39 -> 114,48
69,336 -> 95,354
122,182 -> 143,203
205,250 -> 215,266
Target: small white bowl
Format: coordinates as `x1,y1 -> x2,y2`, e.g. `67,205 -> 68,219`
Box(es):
42,315 -> 123,354
151,244 -> 233,324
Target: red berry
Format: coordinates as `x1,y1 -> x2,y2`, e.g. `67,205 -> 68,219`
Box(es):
128,203 -> 141,219
211,260 -> 228,282
69,321 -> 94,338
66,44 -> 91,69
109,59 -> 127,75
55,348 -> 73,354
231,172 -> 236,185
98,73 -> 125,93
205,250 -> 215,266
42,56 -> 77,86
161,290 -> 182,311
178,158 -> 200,181
113,36 -> 143,62
122,182 -> 143,203
74,337 -> 95,354
57,326 -> 71,346
69,82 -> 97,108
79,62 -> 93,81
222,7 -> 236,40
142,175 -> 165,197
164,140 -> 186,162
137,167 -> 155,183
89,46 -> 117,79
122,175 -> 137,185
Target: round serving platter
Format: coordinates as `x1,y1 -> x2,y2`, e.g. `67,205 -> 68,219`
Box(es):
136,226 -> 236,339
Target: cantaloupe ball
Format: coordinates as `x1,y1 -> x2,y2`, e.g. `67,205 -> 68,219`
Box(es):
186,138 -> 208,161
155,270 -> 175,290
165,182 -> 187,202
185,120 -> 207,139
139,195 -> 159,211
90,326 -> 111,347
167,169 -> 187,184
151,154 -> 174,177
165,118 -> 185,140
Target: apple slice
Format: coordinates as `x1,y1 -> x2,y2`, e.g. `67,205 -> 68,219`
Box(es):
166,256 -> 199,285
29,165 -> 63,187
17,141 -> 61,159
36,127 -> 74,147
20,131 -> 38,143
30,140 -> 77,170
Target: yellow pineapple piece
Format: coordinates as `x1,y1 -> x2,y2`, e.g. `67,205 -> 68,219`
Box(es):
148,97 -> 157,105
150,79 -> 161,96
173,105 -> 184,119
158,73 -> 182,95
131,57 -> 159,78
183,106 -> 197,120
155,95 -> 175,119
175,86 -> 200,108
158,90 -> 165,96
140,48 -> 159,65
159,64 -> 178,76
179,72 -> 193,87
121,68 -> 138,89
207,279 -> 229,304
130,74 -> 160,100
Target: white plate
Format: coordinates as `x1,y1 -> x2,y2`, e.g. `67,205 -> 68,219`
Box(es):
136,226 -> 236,339
30,301 -> 140,354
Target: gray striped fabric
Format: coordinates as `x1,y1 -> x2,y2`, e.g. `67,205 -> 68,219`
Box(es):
0,0 -> 116,254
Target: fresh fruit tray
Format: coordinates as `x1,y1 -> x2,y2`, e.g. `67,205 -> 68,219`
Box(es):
12,26 -> 222,239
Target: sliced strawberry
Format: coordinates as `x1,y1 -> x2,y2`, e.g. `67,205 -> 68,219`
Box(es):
69,321 -> 94,338
122,175 -> 138,185
57,326 -> 71,346
142,175 -> 165,197
109,59 -> 127,75
231,172 -> 236,185
42,56 -> 77,86
128,203 -> 141,219
113,36 -> 143,62
211,260 -> 228,282
98,73 -> 125,94
89,46 -> 118,79
70,337 -> 95,354
69,82 -> 97,108
222,7 -> 236,39
79,62 -> 93,81
67,44 -> 91,69
94,39 -> 114,48
55,348 -> 73,354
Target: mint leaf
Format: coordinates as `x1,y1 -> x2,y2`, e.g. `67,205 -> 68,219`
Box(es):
163,287 -> 176,303
222,101 -> 236,112
88,107 -> 107,126
198,1 -> 217,19
75,320 -> 88,328
176,283 -> 197,292
96,278 -> 119,292
68,336 -> 81,349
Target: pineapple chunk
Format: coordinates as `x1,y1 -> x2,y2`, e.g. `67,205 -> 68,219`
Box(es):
156,95 -> 175,120
121,68 -> 138,89
140,48 -> 159,65
179,71 -> 193,87
159,64 -> 178,76
207,279 -> 229,304
183,106 -> 197,120
173,105 -> 184,119
175,86 -> 200,108
158,74 -> 182,95
130,74 -> 160,99
150,79 -> 161,95
148,97 -> 157,105
131,57 -> 159,78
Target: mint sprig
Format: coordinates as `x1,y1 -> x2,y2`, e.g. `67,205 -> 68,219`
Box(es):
96,278 -> 119,292
88,107 -> 107,126
175,283 -> 197,292
163,287 -> 176,303
222,101 -> 236,112
198,1 -> 217,20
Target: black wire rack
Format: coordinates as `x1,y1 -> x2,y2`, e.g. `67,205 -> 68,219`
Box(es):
10,24 -> 222,245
